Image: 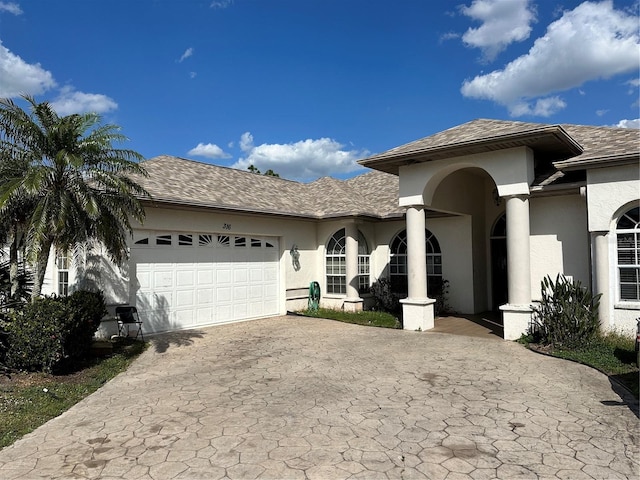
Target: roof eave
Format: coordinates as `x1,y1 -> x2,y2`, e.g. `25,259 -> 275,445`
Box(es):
553,153 -> 640,171
358,125 -> 583,175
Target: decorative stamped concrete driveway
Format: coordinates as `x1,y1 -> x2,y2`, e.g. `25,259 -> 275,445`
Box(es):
0,316 -> 638,479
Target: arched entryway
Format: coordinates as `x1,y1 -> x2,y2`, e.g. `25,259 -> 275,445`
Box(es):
490,213 -> 508,310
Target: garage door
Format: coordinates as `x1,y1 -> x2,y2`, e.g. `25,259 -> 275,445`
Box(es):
131,231 -> 279,334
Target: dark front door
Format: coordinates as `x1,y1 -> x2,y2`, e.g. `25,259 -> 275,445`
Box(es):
491,237 -> 508,309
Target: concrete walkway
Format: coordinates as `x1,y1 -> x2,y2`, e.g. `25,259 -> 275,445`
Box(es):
0,316 -> 638,479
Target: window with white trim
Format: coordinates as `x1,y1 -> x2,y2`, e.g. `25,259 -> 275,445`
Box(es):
389,229 -> 442,295
325,228 -> 370,295
358,234 -> 371,294
56,250 -> 70,296
617,206 -> 640,302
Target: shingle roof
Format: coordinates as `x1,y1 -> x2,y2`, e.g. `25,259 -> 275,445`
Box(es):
555,124 -> 640,169
136,120 -> 637,220
136,155 -> 402,220
359,119 -> 639,174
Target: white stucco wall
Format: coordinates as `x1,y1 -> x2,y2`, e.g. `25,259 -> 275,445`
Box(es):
588,164 -> 640,334
398,147 -> 534,206
429,215 -> 475,314
529,194 -> 590,301
587,164 -> 639,232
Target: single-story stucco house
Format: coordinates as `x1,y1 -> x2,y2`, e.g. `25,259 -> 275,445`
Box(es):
41,119 -> 640,340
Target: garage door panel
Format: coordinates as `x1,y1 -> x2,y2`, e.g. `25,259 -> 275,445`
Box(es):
250,268 -> 263,282
196,307 -> 213,324
132,232 -> 279,333
176,269 -> 195,287
197,288 -> 214,304
233,267 -> 248,283
175,309 -> 194,327
176,289 -> 194,307
233,303 -> 247,319
154,271 -> 173,289
217,286 -> 232,302
197,269 -> 214,285
233,285 -> 247,300
217,268 -> 232,284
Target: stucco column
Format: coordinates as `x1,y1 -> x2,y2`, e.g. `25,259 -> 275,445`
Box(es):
505,195 -> 531,305
500,194 -> 533,340
592,231 -> 610,330
401,205 -> 435,331
343,222 -> 363,312
406,206 -> 428,299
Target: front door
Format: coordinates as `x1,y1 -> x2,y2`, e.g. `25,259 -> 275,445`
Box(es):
490,214 -> 508,310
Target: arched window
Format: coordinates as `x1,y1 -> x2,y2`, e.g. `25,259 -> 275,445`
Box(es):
325,228 -> 370,295
389,229 -> 442,295
616,206 -> 640,301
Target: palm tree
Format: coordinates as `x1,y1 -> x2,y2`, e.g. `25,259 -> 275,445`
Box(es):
0,96 -> 150,301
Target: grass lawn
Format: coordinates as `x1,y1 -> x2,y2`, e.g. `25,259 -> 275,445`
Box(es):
0,339 -> 147,449
298,308 -> 401,329
524,332 -> 639,399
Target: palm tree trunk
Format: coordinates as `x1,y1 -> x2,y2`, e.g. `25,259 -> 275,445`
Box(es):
31,239 -> 53,302
9,226 -> 20,298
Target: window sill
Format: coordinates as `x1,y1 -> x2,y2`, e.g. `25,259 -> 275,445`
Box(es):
614,302 -> 640,310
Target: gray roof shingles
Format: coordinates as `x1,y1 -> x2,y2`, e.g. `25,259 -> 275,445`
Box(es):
359,119 -> 639,169
136,120 -> 637,220
136,155 -> 401,220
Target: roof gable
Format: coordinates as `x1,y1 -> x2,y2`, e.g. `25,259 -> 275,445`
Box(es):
359,119 -> 638,175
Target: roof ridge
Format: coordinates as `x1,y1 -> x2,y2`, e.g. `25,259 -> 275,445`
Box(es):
144,155 -> 303,184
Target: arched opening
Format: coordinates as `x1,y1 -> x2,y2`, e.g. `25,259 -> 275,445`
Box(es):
325,228 -> 370,295
389,229 -> 442,296
490,213 -> 507,309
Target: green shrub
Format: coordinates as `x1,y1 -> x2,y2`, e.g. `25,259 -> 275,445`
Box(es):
434,279 -> 451,316
5,290 -> 106,373
530,274 -> 601,349
369,278 -> 400,313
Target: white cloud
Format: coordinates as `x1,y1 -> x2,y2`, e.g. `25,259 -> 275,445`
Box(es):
509,96 -> 566,117
239,131 -> 254,152
461,1 -> 640,117
596,109 -> 608,117
232,135 -> 368,182
459,0 -> 536,61
188,142 -> 231,159
0,40 -> 56,97
189,71 -> 197,79
211,0 -> 232,9
616,119 -> 640,129
0,2 -> 22,15
50,86 -> 117,115
179,47 -> 194,63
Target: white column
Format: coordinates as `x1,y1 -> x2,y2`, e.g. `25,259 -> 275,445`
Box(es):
506,195 -> 531,305
592,231 -> 610,330
500,194 -> 533,340
406,206 -> 428,299
401,205 -> 435,331
343,222 -> 363,312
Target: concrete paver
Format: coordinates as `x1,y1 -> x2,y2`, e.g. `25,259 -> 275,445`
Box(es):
0,316 -> 638,479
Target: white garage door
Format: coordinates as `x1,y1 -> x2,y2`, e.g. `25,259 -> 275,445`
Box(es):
131,231 -> 279,334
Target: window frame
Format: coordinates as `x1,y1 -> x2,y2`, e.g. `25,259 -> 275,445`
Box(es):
616,206 -> 640,302
325,228 -> 370,295
56,250 -> 70,296
389,229 -> 443,295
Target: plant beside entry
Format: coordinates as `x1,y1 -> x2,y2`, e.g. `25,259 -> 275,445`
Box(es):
523,274 -> 638,399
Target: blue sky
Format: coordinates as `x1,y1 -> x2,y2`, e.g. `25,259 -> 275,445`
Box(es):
0,0 -> 638,182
